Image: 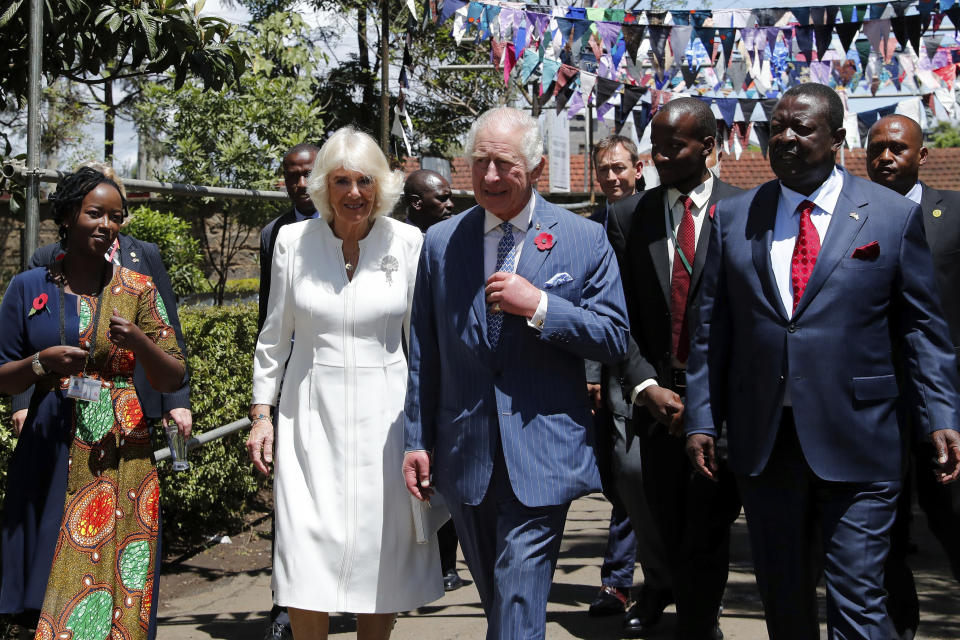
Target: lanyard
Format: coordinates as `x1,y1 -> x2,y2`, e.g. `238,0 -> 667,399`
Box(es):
58,268 -> 108,376
665,196 -> 694,275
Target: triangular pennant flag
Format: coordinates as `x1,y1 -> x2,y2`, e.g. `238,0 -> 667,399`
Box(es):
825,6 -> 840,24
579,71 -> 597,104
793,7 -> 811,24
526,11 -> 550,39
513,26 -> 528,57
795,25 -> 815,59
714,97 -> 738,127
566,89 -> 585,119
647,25 -> 671,69
611,38 -> 626,70
811,60 -> 831,84
520,48 -> 540,84
738,98 -> 760,122
764,26 -> 780,56
491,39 -> 505,70
596,21 -> 620,55
398,65 -> 408,88
617,85 -> 646,130
540,58 -> 560,94
814,25 -> 833,59
924,35 -> 941,61
809,7 -> 825,25
554,63 -> 578,95
727,59 -> 748,91
836,22 -> 861,53
669,25 -> 693,62
439,0 -> 468,25
855,5 -> 869,22
892,15 -> 922,54
622,24 -> 646,61
594,77 -> 620,110
934,63 -> 956,90
680,63 -> 701,87
886,59 -> 902,89
555,79 -> 577,114
754,121 -> 770,157
868,4 -> 886,20
554,17 -> 575,47
695,27 -> 717,60
503,43 -> 517,84
855,39 -> 872,71
647,11 -> 667,25
632,102 -> 652,139
587,32 -> 603,62
840,5 -> 855,23
718,28 -> 736,63
760,98 -> 778,121
571,19 -> 592,49
862,19 -> 891,63
946,6 -> 960,34
756,8 -> 787,26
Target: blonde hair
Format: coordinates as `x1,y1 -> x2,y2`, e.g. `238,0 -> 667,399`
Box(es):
306,127 -> 404,223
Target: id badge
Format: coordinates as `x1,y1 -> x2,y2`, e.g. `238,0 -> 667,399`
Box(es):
66,376 -> 101,402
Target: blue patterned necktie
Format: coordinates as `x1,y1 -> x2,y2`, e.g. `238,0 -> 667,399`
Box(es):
487,221 -> 517,346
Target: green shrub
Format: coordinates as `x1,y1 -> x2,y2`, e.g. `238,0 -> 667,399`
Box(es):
224,277 -> 259,295
158,302 -> 265,547
123,206 -> 210,297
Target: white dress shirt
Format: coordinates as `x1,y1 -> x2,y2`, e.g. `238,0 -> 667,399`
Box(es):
483,191 -> 548,330
905,181 -> 923,205
631,177 -> 715,404
771,165 -> 845,406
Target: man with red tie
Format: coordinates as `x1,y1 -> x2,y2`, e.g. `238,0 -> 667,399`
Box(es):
685,83 -> 960,638
606,97 -> 742,639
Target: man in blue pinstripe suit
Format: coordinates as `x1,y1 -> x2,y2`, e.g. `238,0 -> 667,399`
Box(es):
403,106 -> 630,639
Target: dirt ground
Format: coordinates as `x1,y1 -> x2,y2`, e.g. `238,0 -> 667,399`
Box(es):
155,494 -> 960,640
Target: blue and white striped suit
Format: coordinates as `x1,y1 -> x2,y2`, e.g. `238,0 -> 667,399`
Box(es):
404,193 -> 629,638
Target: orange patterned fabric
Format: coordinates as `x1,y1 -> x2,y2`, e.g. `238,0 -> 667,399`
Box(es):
36,267 -> 182,640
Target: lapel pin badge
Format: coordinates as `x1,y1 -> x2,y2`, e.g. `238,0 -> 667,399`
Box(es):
933,209 -> 943,218
849,212 -> 859,221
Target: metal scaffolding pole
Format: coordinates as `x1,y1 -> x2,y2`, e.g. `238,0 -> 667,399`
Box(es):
22,0 -> 43,270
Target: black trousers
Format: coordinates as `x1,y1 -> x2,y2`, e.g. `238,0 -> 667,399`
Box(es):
636,421 -> 741,639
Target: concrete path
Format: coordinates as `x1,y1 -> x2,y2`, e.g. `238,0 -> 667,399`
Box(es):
157,494 -> 960,639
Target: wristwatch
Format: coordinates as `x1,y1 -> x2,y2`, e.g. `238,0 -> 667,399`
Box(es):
31,352 -> 48,376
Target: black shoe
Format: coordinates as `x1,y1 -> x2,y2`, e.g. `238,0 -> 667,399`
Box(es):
443,568 -> 465,591
622,587 -> 673,637
711,624 -> 724,640
589,585 -> 629,616
264,621 -> 293,640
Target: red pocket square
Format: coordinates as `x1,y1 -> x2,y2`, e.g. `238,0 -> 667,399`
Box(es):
851,241 -> 880,260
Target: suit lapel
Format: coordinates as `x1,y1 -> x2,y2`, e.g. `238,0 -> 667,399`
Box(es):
638,186 -> 671,305
515,194 -> 559,285
750,181 -> 789,321
920,182 -> 944,254
457,208 -> 491,350
792,174 -> 869,319
690,183 -> 733,292
118,234 -> 135,268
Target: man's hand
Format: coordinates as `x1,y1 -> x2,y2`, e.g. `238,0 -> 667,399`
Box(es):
930,429 -> 960,484
639,385 -> 684,430
11,409 -> 27,437
587,383 -> 603,410
485,272 -> 541,319
246,417 -> 274,475
162,408 -> 193,439
686,433 -> 718,481
403,450 -> 434,501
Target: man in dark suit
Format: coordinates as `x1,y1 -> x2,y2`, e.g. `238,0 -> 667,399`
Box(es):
865,114 -> 960,639
606,98 -> 742,640
403,106 -> 629,640
257,143 -> 320,332
685,83 -> 960,639
12,234 -> 192,438
251,142 -> 318,640
584,135 -> 672,629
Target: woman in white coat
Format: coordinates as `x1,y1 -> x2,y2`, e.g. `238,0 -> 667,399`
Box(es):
247,127 -> 442,640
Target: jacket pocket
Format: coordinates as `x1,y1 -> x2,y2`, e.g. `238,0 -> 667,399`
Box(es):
852,374 -> 898,401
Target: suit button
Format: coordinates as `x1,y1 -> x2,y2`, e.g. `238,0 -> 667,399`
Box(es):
788,323 -> 797,333
779,375 -> 785,382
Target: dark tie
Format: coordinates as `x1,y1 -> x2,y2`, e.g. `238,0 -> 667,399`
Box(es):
670,195 -> 695,363
791,199 -> 820,313
487,221 -> 517,346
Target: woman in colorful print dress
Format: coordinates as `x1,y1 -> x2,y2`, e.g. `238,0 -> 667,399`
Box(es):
0,166 -> 185,640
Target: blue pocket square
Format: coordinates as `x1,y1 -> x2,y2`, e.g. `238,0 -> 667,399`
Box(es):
544,272 -> 573,289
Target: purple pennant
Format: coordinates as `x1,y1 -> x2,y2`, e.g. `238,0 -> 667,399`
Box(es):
596,21 -> 621,56
438,0 -> 468,25
566,88 -> 585,120
526,11 -> 550,39
765,26 -> 780,56
811,60 -> 831,83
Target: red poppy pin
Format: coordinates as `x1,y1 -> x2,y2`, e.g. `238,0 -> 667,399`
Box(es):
534,232 -> 555,251
28,293 -> 49,317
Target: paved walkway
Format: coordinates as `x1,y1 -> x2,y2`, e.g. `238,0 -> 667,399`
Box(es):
157,494 -> 960,639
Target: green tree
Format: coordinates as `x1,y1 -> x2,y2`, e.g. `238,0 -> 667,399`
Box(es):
123,205 -> 209,297
133,12 -> 326,304
930,121 -> 960,148
0,0 -> 248,155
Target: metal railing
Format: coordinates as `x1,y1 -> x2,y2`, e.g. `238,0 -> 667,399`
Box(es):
153,416 -> 251,462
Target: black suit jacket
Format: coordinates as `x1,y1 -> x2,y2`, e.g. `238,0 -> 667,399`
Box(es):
14,234 -> 191,419
607,180 -> 744,400
258,209 -> 298,332
920,182 -> 960,356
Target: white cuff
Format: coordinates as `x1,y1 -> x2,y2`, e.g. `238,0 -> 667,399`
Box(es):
630,379 -> 659,405
527,290 -> 548,331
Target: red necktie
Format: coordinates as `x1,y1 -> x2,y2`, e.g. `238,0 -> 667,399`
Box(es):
791,199 -> 820,313
670,195 -> 696,363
